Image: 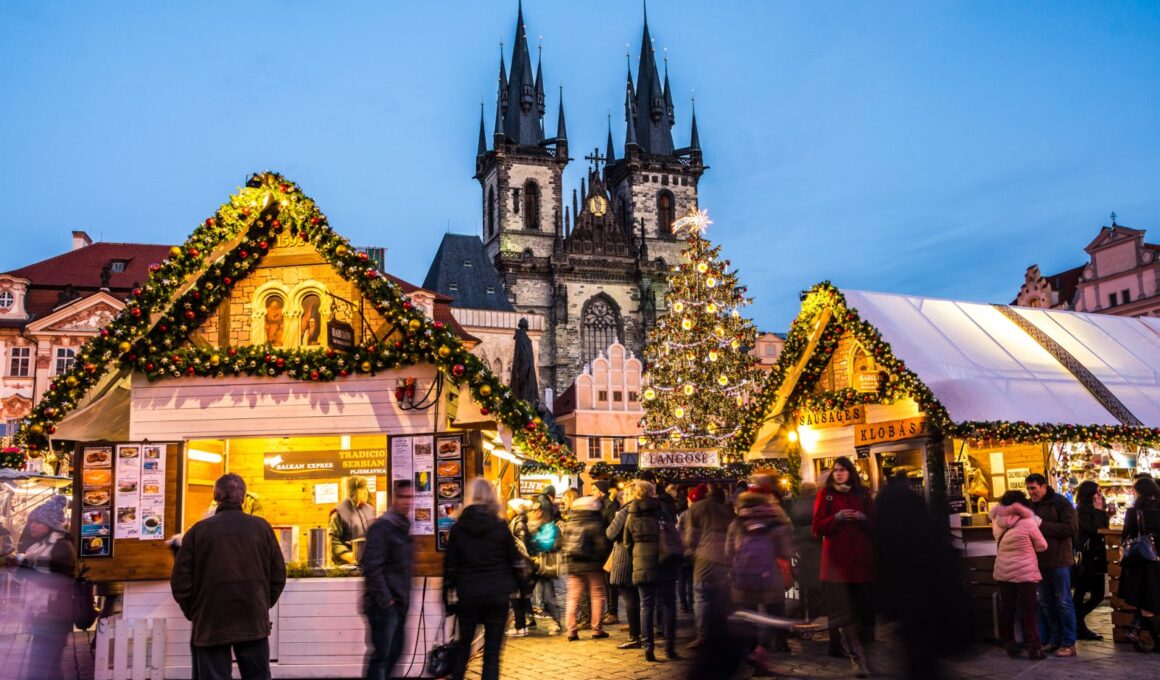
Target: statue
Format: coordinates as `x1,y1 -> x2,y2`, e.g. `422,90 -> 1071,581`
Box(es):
510,318 -> 538,405
99,265 -> 112,290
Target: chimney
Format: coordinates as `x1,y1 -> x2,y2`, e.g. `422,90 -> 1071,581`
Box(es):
72,231 -> 92,251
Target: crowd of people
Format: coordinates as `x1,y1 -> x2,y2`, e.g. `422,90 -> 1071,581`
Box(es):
3,459 -> 1160,679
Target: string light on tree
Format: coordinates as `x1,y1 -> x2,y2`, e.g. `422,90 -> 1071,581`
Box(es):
640,208 -> 762,461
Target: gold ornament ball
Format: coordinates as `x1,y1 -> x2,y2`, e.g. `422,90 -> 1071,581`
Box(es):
118,341 -> 132,353
29,424 -> 44,435
674,407 -> 685,418
714,326 -> 725,337
209,354 -> 221,366
717,375 -> 729,386
708,350 -> 719,361
437,345 -> 451,358
643,388 -> 656,400
169,246 -> 183,258
697,262 -> 709,273
408,319 -> 422,332
671,430 -> 682,440
731,339 -> 741,350
706,277 -> 717,288
681,318 -> 694,330
706,303 -> 717,313
335,244 -> 348,256
360,360 -> 373,372
673,302 -> 684,313
65,375 -> 79,387
638,436 -> 648,445
479,384 -> 492,397
682,384 -> 694,396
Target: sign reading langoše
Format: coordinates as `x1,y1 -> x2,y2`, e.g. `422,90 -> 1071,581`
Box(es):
639,449 -> 721,469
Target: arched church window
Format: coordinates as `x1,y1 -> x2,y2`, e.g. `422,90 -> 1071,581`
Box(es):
582,295 -> 622,365
487,187 -> 495,236
657,190 -> 675,235
523,180 -> 540,230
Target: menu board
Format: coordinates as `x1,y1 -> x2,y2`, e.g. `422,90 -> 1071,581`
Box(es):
412,436 -> 435,536
79,446 -> 114,557
434,435 -> 465,551
115,445 -> 142,538
139,445 -> 166,540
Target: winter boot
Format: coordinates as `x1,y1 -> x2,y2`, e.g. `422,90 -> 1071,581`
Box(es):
842,627 -> 871,678
1126,622 -> 1149,654
1142,616 -> 1160,653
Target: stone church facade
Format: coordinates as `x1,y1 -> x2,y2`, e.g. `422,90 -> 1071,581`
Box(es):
472,5 -> 705,396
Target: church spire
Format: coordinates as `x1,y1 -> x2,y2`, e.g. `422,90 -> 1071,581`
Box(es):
478,102 -> 487,156
624,59 -> 638,149
555,86 -> 567,142
606,114 -> 616,163
502,0 -> 542,146
631,6 -> 675,155
494,44 -> 507,137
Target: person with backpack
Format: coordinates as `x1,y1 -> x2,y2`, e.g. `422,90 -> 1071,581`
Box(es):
527,504 -> 563,634
623,480 -> 681,662
990,490 -> 1048,660
812,457 -> 875,678
725,490 -> 794,676
562,495 -> 611,641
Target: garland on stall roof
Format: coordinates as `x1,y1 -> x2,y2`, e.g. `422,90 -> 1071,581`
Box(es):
727,281 -> 1160,456
16,172 -> 581,474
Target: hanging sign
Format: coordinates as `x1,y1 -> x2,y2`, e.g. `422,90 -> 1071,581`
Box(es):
327,320 -> 355,352
854,417 -> 929,446
796,405 -> 866,429
639,449 -> 720,469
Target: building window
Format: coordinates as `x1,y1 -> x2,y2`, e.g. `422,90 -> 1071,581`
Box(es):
110,260 -> 127,273
463,259 -> 472,268
8,347 -> 30,377
0,290 -> 15,309
1108,292 -> 1118,307
486,286 -> 496,294
1122,289 -> 1131,303
449,283 -> 459,292
587,437 -> 602,460
611,438 -> 625,460
598,390 -> 608,402
657,190 -> 675,235
522,180 -> 540,230
487,187 -> 496,236
582,295 -> 622,365
54,348 -> 75,375
613,390 -> 622,403
629,391 -> 638,402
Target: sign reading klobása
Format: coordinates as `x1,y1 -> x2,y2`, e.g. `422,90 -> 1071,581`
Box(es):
854,417 -> 929,446
639,449 -> 721,469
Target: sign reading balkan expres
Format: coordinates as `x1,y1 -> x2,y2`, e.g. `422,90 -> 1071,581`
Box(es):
639,449 -> 721,469
264,448 -> 386,480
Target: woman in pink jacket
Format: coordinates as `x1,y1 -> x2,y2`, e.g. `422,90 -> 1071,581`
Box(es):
990,490 -> 1048,660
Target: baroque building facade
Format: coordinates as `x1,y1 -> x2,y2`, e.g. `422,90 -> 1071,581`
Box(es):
1014,216 -> 1160,317
471,5 -> 705,396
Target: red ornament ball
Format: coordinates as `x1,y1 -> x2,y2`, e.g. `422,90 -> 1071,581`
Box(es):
100,328 -> 110,337
358,252 -> 369,262
205,217 -> 215,226
325,349 -> 335,358
525,422 -> 537,432
259,241 -> 269,250
479,407 -> 490,416
131,307 -> 142,317
310,370 -> 320,380
339,369 -> 349,378
239,250 -> 249,259
132,288 -> 143,297
242,207 -> 252,216
451,364 -> 465,377
146,362 -> 155,371
189,248 -> 200,258
310,216 -> 320,225
227,348 -> 237,357
184,310 -> 196,320
223,277 -> 232,285
186,366 -> 196,376
275,358 -> 286,369
403,301 -> 413,310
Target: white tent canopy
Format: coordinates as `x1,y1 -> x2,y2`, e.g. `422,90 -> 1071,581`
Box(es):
842,290 -> 1160,428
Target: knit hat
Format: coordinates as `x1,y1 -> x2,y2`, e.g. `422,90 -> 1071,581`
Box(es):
29,494 -> 68,532
346,476 -> 368,499
689,483 -> 708,503
542,485 -> 557,498
593,480 -> 612,495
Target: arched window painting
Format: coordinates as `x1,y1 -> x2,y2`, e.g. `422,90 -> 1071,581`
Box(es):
265,295 -> 285,346
582,296 -> 621,365
300,293 -> 323,346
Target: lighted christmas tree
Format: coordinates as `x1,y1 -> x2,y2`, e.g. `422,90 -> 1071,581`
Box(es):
640,209 -> 762,461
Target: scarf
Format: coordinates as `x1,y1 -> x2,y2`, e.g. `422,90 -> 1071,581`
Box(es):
832,483 -> 852,493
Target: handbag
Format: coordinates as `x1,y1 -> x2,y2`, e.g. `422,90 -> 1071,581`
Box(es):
73,566 -> 98,631
425,614 -> 455,679
1122,509 -> 1160,563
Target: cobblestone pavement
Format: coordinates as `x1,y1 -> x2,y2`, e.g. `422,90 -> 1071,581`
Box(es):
467,606 -> 1160,680
0,621 -> 93,680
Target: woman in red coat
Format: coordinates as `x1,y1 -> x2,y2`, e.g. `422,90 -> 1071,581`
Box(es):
812,457 -> 876,678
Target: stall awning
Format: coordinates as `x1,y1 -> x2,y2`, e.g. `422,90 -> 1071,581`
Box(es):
747,416 -> 790,461
52,373 -> 132,442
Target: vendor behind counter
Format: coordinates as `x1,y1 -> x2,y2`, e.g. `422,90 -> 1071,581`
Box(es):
329,476 -> 376,564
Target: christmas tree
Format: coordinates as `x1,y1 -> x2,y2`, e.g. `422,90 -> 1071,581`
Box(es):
640,209 -> 762,461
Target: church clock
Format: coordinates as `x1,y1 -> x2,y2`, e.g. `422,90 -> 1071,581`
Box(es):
587,195 -> 608,217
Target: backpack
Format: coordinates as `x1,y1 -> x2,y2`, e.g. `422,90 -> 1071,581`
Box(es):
530,521 -> 560,555
658,516 -> 684,565
731,524 -> 775,591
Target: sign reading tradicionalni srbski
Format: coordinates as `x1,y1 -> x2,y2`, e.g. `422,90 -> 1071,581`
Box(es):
639,449 -> 721,469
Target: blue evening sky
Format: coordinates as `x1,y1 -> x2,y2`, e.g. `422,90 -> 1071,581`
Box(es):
2,1 -> 1158,330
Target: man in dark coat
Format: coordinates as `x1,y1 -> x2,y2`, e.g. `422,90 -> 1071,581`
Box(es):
1026,473 -> 1079,657
171,474 -> 286,680
361,480 -> 415,680
682,484 -> 732,649
593,480 -> 621,625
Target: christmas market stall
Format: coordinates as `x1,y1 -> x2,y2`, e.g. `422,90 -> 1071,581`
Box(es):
16,173 -> 576,679
732,283 -> 1160,637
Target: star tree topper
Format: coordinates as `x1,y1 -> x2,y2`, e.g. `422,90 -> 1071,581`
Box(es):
673,208 -> 712,237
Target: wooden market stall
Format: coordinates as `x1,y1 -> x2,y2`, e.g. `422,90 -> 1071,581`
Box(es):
17,174 -> 576,679
737,283 -> 1160,640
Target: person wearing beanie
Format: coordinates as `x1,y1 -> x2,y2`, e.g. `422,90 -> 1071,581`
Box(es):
13,494 -> 77,679
535,484 -> 560,524
329,476 -> 377,565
